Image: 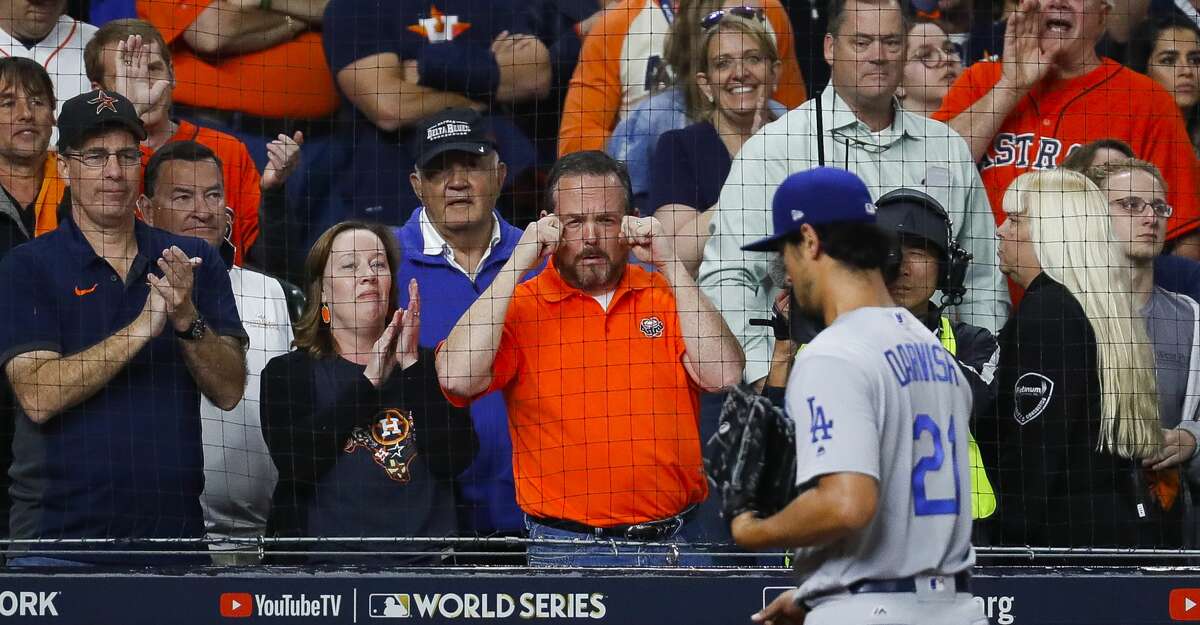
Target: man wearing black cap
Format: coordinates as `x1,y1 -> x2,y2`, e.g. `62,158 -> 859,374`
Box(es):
875,189 -> 999,527
394,108 -> 529,556
0,89 -> 247,566
729,168 -> 983,625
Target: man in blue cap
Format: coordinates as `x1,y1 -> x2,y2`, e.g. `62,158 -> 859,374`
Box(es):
729,168 -> 985,625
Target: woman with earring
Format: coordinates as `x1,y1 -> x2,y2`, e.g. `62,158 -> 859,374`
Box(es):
260,221 -> 478,564
645,10 -> 782,275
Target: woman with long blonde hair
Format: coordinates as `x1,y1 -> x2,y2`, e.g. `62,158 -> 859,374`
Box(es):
992,169 -> 1181,549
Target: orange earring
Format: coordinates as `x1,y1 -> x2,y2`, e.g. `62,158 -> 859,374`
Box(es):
320,304 -> 331,324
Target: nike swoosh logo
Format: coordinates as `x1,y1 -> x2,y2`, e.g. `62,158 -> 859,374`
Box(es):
74,284 -> 97,296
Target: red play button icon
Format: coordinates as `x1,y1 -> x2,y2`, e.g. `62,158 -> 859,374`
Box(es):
1171,589 -> 1200,620
220,593 -> 253,618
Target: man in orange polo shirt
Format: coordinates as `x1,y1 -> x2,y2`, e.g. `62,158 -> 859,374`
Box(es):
81,19 -> 302,267
437,150 -> 744,566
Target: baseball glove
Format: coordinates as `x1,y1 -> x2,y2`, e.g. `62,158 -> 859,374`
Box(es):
704,383 -> 798,521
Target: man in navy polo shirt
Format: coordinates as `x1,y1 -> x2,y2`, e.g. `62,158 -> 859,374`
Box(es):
0,89 -> 247,566
394,108 -> 536,560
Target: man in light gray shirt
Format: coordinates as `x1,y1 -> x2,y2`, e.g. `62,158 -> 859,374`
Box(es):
1085,159 -> 1200,483
699,0 -> 1007,386
731,168 -> 982,625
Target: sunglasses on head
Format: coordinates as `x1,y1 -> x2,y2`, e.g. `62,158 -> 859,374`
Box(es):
701,6 -> 765,30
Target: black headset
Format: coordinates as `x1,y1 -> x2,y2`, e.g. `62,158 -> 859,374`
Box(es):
875,188 -> 972,308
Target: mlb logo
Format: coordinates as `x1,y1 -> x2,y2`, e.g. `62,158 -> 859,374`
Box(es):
369,594 -> 411,618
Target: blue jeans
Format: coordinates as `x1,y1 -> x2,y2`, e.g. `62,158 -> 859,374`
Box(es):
525,516 -> 715,568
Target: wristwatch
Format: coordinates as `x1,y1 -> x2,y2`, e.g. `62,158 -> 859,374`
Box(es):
175,316 -> 208,342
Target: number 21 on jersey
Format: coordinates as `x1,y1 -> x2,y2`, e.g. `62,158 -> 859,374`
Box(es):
911,413 -> 962,516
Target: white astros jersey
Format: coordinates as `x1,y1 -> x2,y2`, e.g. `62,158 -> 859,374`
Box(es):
786,307 -> 975,600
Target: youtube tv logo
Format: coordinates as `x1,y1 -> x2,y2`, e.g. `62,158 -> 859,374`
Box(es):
220,593 -> 253,618
1171,589 -> 1200,620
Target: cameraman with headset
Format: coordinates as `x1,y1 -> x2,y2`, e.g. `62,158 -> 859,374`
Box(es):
875,189 -> 1000,535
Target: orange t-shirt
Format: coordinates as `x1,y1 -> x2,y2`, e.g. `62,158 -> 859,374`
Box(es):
140,120 -> 261,266
558,0 -> 806,156
138,0 -> 338,119
442,263 -> 707,527
934,59 -> 1200,240
32,153 -> 67,237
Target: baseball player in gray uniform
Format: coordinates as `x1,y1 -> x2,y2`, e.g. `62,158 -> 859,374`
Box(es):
728,168 -> 986,625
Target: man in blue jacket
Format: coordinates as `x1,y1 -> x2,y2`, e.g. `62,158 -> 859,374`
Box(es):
394,108 -> 536,561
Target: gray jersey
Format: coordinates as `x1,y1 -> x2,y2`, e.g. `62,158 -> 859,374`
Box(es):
786,307 -> 975,600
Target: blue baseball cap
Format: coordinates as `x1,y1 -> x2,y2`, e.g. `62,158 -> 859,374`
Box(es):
741,167 -> 877,252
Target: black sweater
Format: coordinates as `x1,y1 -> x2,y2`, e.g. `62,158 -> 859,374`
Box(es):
260,348 -> 477,563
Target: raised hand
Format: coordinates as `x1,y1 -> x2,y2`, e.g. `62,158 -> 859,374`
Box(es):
364,309 -> 402,388
113,34 -> 170,118
149,246 -> 202,332
1000,0 -> 1053,92
514,212 -> 562,271
621,215 -> 675,269
260,131 -> 304,190
750,88 -> 770,136
397,278 -> 421,371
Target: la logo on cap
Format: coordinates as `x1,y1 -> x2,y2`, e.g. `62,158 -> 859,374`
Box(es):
791,210 -> 804,221
865,202 -> 877,215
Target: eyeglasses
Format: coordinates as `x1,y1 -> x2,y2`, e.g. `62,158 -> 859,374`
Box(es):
63,148 -> 141,168
709,51 -> 768,72
908,42 -> 962,68
701,6 -> 765,30
1111,196 -> 1173,218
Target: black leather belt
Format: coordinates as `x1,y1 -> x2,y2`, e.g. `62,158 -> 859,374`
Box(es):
531,506 -> 697,541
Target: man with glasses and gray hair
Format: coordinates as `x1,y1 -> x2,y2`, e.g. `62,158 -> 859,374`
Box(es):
935,0 -> 1200,261
700,0 -> 1005,388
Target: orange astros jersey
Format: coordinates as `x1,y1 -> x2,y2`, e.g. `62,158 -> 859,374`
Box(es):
558,0 -> 806,156
935,59 -> 1200,243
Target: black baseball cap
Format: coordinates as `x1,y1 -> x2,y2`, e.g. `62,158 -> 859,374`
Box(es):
56,89 -> 147,152
413,108 -> 496,169
874,189 -> 950,257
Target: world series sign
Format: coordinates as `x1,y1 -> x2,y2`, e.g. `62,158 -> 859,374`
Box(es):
0,567 -> 1193,624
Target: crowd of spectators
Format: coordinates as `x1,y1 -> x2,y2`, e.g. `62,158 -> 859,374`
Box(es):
1,0 -> 1200,568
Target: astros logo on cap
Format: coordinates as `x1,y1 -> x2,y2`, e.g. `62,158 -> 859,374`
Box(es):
87,90 -> 118,115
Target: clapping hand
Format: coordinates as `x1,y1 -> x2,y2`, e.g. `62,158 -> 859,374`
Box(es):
364,279 -> 422,388
147,246 -> 202,333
